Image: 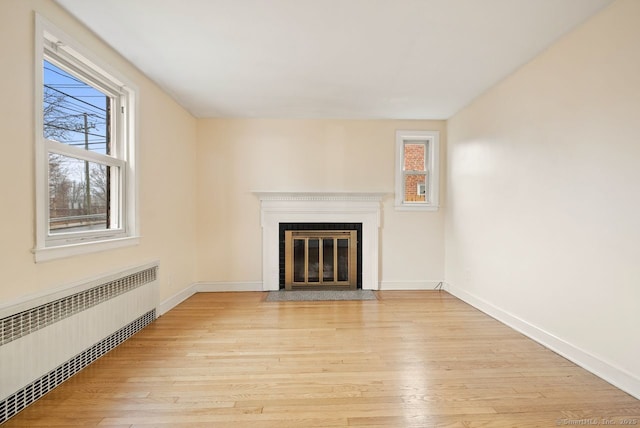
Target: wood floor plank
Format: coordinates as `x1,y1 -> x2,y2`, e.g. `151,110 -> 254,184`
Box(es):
3,291 -> 638,427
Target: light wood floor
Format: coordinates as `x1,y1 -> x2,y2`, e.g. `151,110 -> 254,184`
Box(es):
4,291 -> 639,427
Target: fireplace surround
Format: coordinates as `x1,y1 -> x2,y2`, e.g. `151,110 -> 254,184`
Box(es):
255,192 -> 386,291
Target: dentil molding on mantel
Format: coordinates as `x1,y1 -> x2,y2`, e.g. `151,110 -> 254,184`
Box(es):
253,191 -> 391,201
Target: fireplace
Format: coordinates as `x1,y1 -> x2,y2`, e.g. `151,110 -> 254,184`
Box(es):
255,192 -> 386,291
280,223 -> 362,290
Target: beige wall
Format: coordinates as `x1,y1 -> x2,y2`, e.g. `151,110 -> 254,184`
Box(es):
196,119 -> 446,287
0,1 -> 198,304
0,2 -> 444,307
1,0 -> 637,401
446,0 -> 639,392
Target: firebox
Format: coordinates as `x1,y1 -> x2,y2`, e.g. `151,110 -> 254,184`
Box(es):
279,222 -> 362,290
284,230 -> 357,289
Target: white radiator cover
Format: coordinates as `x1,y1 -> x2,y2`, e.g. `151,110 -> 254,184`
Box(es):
0,262 -> 158,418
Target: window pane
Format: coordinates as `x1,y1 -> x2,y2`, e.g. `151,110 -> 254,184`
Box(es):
49,153 -> 110,234
293,239 -> 305,282
337,238 -> 349,281
308,239 -> 320,282
404,173 -> 427,202
403,142 -> 427,171
323,238 -> 334,282
43,60 -> 111,154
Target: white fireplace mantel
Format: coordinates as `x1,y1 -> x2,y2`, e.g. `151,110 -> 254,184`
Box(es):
254,192 -> 388,291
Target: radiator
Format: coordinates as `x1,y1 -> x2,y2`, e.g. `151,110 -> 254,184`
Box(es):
0,262 -> 159,424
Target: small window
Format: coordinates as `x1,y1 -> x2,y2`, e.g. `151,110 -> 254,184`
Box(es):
395,130 -> 439,211
34,16 -> 138,261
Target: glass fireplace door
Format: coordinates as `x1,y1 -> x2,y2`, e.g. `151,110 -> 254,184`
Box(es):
285,230 -> 357,289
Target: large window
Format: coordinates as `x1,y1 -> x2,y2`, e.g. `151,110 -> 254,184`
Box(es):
395,130 -> 440,211
35,16 -> 138,261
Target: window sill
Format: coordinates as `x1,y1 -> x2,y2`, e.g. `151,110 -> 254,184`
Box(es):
395,204 -> 439,212
33,236 -> 140,263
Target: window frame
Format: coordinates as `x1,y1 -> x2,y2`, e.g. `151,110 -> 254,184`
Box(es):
394,130 -> 440,211
34,15 -> 139,262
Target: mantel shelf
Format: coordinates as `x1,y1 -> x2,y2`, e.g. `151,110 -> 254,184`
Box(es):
253,191 -> 390,202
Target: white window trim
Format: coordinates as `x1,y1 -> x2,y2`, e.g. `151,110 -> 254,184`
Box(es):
33,14 -> 139,262
395,130 -> 440,211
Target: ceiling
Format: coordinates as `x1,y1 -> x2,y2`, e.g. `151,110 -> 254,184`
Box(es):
56,0 -> 612,119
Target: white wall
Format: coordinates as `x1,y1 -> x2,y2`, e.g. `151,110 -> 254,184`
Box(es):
196,119 -> 446,289
0,1 -> 198,306
446,0 -> 640,397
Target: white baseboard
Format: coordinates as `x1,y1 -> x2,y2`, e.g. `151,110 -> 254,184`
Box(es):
445,282 -> 640,400
157,283 -> 197,316
157,282 -> 263,316
196,281 -> 263,292
379,280 -> 443,290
